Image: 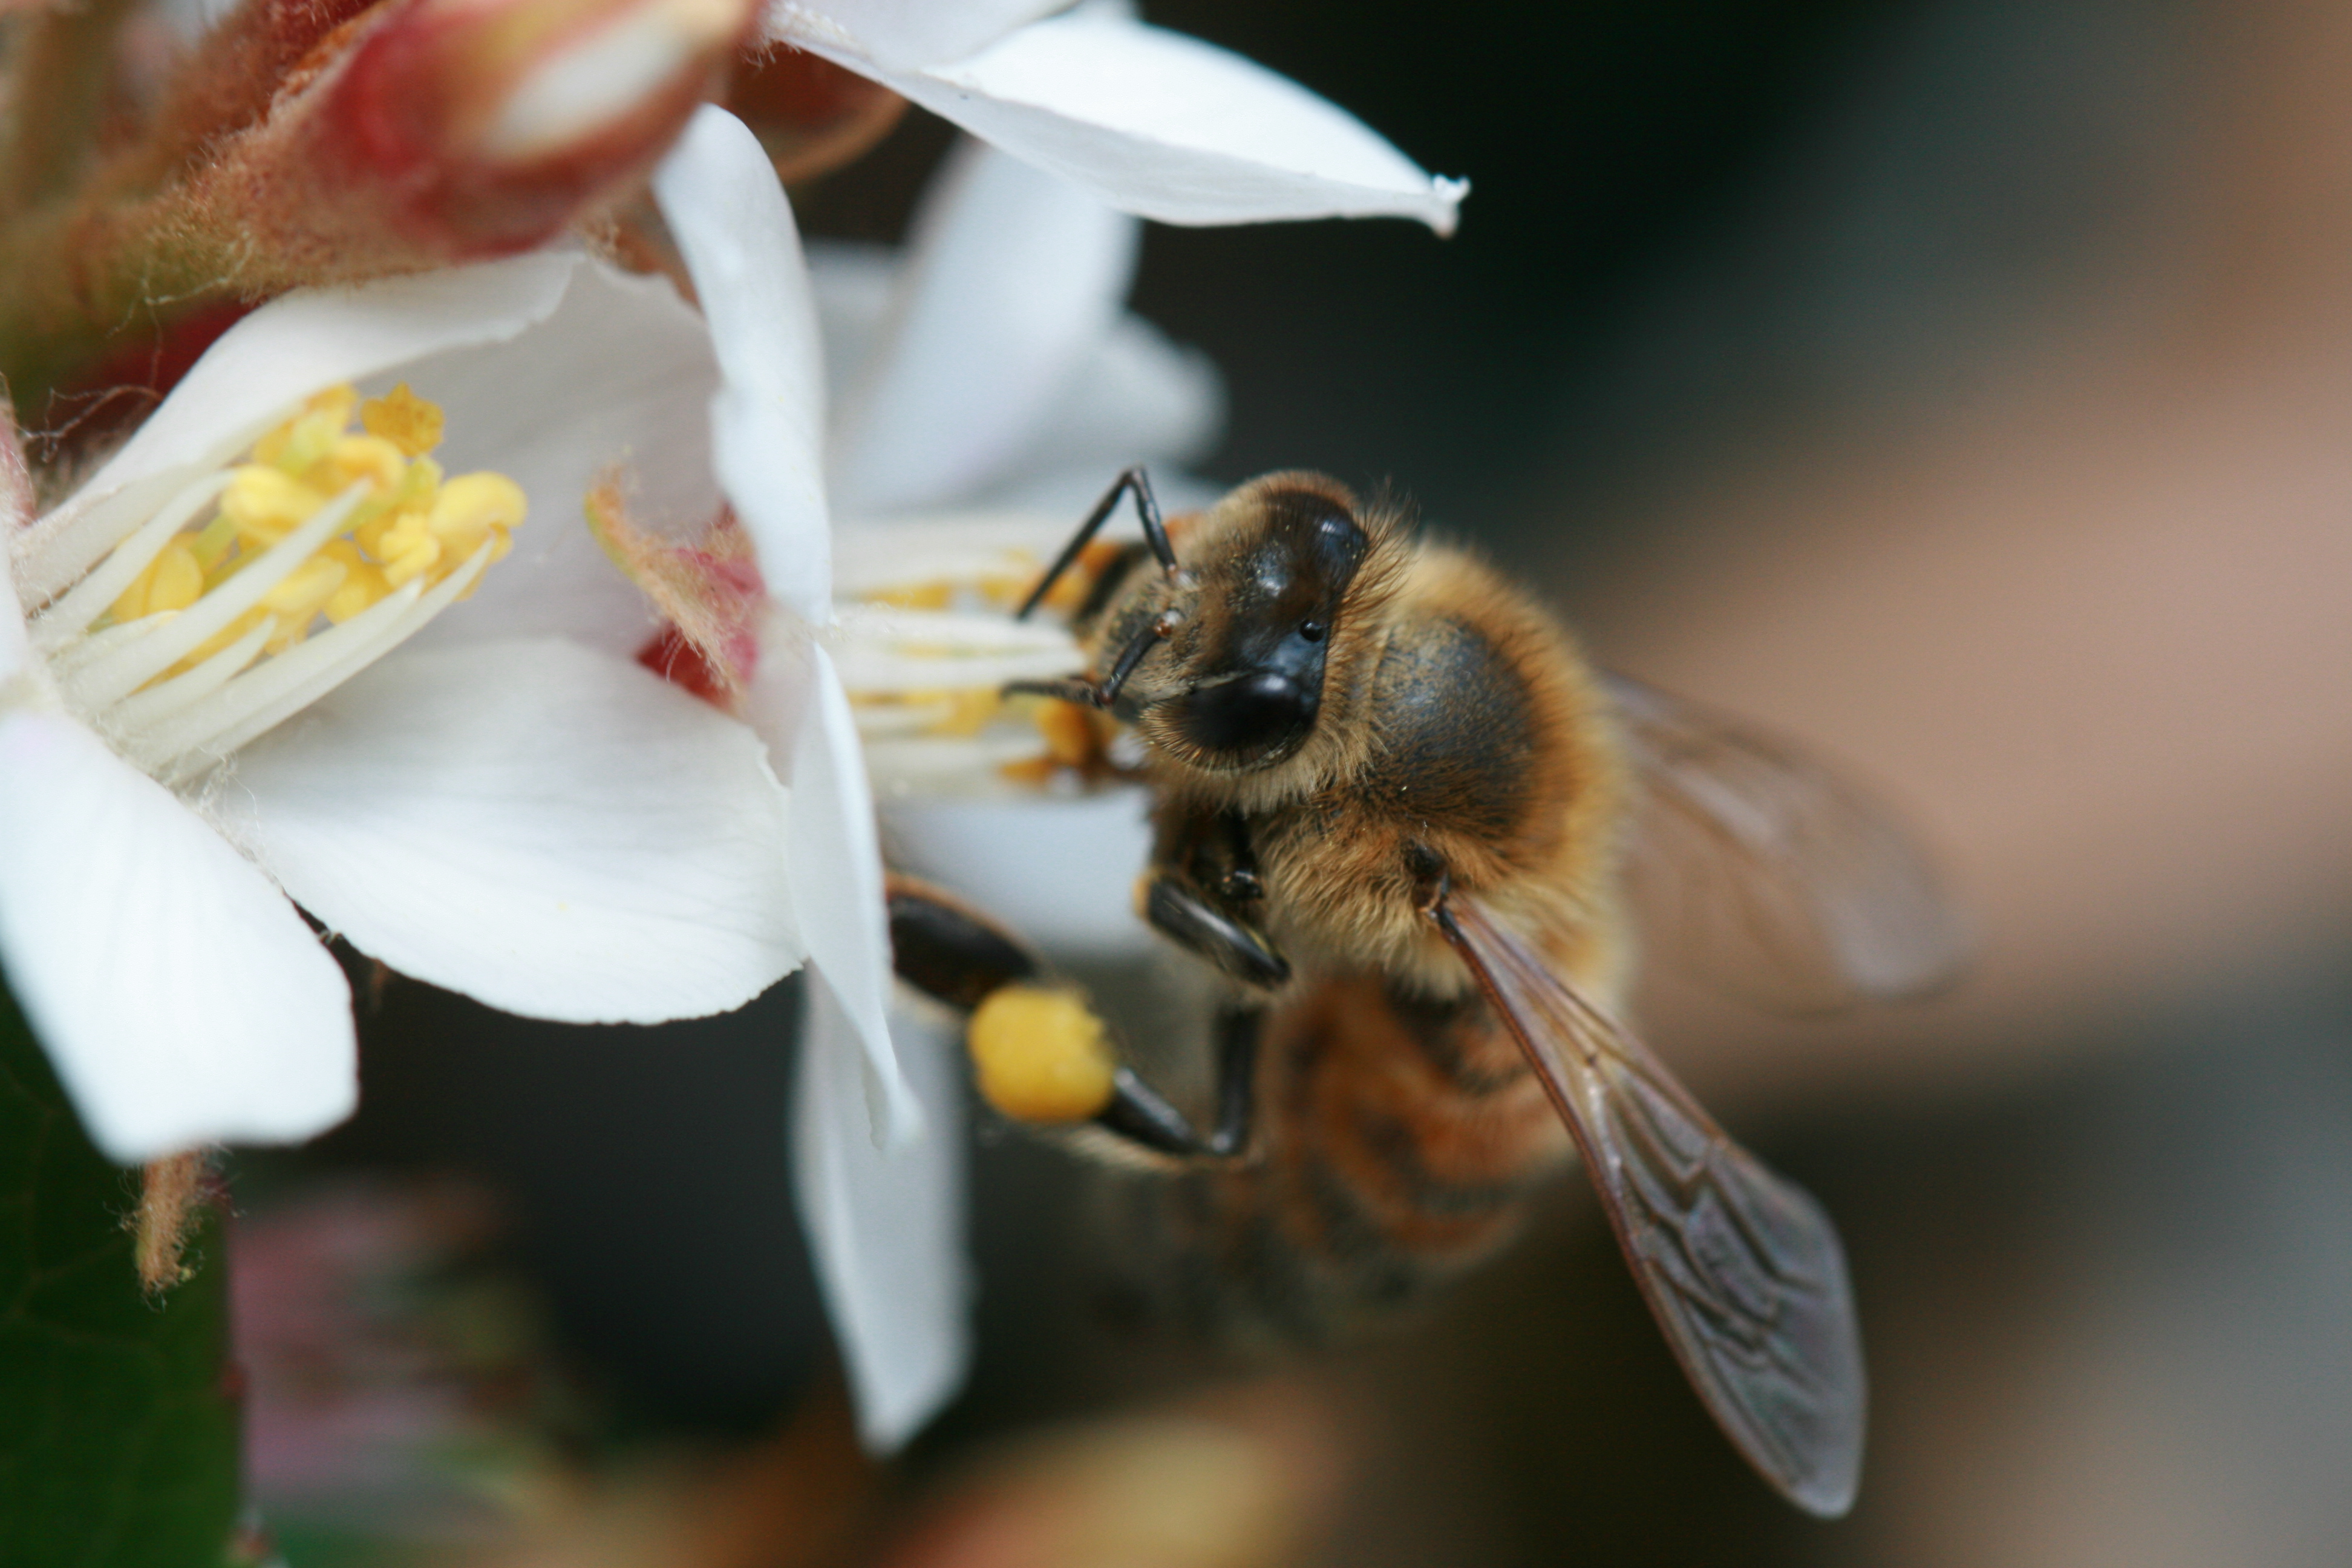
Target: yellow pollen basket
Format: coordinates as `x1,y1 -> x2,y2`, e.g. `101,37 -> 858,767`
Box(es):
103,383 -> 527,668
967,984 -> 1119,1125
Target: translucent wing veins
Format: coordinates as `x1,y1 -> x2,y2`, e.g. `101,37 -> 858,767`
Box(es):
1428,892 -> 1867,1517
1604,670 -> 1968,1013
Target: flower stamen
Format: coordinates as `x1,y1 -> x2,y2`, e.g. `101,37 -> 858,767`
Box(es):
21,383 -> 529,775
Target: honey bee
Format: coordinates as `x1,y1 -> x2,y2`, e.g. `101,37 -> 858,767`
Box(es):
885,468 -> 1965,1518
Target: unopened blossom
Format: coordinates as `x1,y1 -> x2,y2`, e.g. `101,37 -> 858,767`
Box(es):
0,0 -> 760,403
765,0 -> 1468,232
0,256 -> 801,1163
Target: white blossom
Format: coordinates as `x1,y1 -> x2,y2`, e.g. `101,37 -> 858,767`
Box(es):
0,256 -> 803,1163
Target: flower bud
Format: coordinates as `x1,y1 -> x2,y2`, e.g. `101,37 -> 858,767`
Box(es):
725,47 -> 905,184
215,0 -> 757,267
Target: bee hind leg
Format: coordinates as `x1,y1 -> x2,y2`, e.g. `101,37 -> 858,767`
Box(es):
1095,1002 -> 1260,1161
885,876 -> 1258,1162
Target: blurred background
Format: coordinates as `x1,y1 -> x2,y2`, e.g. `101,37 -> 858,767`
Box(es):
257,1 -> 2352,1563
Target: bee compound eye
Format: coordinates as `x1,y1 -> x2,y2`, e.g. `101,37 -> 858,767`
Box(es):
1176,670 -> 1316,763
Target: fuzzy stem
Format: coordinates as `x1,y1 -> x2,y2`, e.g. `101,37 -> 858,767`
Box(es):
134,1149 -> 208,1293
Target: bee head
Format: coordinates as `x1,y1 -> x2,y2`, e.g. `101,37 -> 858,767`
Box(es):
1146,477 -> 1371,772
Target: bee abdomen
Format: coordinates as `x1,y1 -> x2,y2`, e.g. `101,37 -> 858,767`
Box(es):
1115,972 -> 1569,1345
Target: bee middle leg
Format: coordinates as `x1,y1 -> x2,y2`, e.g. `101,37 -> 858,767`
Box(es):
886,875 -> 1259,1162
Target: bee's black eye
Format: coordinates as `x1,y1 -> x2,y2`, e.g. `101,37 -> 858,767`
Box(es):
1298,619 -> 1327,642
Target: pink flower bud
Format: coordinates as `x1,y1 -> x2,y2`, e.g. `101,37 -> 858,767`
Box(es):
226,0 -> 756,265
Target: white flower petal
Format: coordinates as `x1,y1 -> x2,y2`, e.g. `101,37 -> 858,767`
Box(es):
397,261 -> 722,659
653,106 -> 834,623
809,241 -> 1223,514
770,0 -> 1066,70
831,140 -> 1139,517
817,10 -> 1466,232
19,257 -> 582,606
807,242 -> 897,418
881,786 -> 1155,958
0,710 -> 353,1161
748,629 -> 921,1146
221,639 -> 802,1024
793,980 -> 970,1449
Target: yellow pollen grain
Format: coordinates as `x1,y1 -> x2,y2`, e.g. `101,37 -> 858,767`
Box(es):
361,383 -> 445,457
93,381 -> 530,684
967,985 -> 1117,1125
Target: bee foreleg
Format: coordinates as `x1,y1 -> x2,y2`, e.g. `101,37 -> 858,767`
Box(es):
1142,872 -> 1290,987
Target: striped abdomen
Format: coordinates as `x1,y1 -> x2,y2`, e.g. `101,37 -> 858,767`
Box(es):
1125,969 -> 1574,1345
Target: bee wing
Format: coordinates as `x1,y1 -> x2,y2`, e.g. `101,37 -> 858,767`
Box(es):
1432,893 -> 1866,1518
1602,671 -> 1968,1013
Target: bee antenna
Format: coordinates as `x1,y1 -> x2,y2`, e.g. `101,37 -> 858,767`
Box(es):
1004,604 -> 1182,710
1016,466 -> 1178,621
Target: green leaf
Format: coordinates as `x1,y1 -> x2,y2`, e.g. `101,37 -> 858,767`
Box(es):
0,982 -> 242,1567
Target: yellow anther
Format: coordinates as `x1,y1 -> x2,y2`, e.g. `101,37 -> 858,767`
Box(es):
381,532 -> 442,589
319,541 -> 390,623
222,466 -> 329,546
361,384 -> 445,457
926,688 -> 1002,738
397,455 -> 443,508
354,506 -> 407,561
1035,699 -> 1099,768
306,385 -> 360,425
966,984 -> 1117,1125
180,606 -> 273,668
189,513 -> 238,572
108,535 -> 204,622
261,554 -> 348,619
978,570 -> 1033,607
89,378 -> 524,673
145,538 -> 205,615
868,580 -> 954,610
320,434 -> 407,495
256,388 -> 359,474
426,472 -> 527,558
